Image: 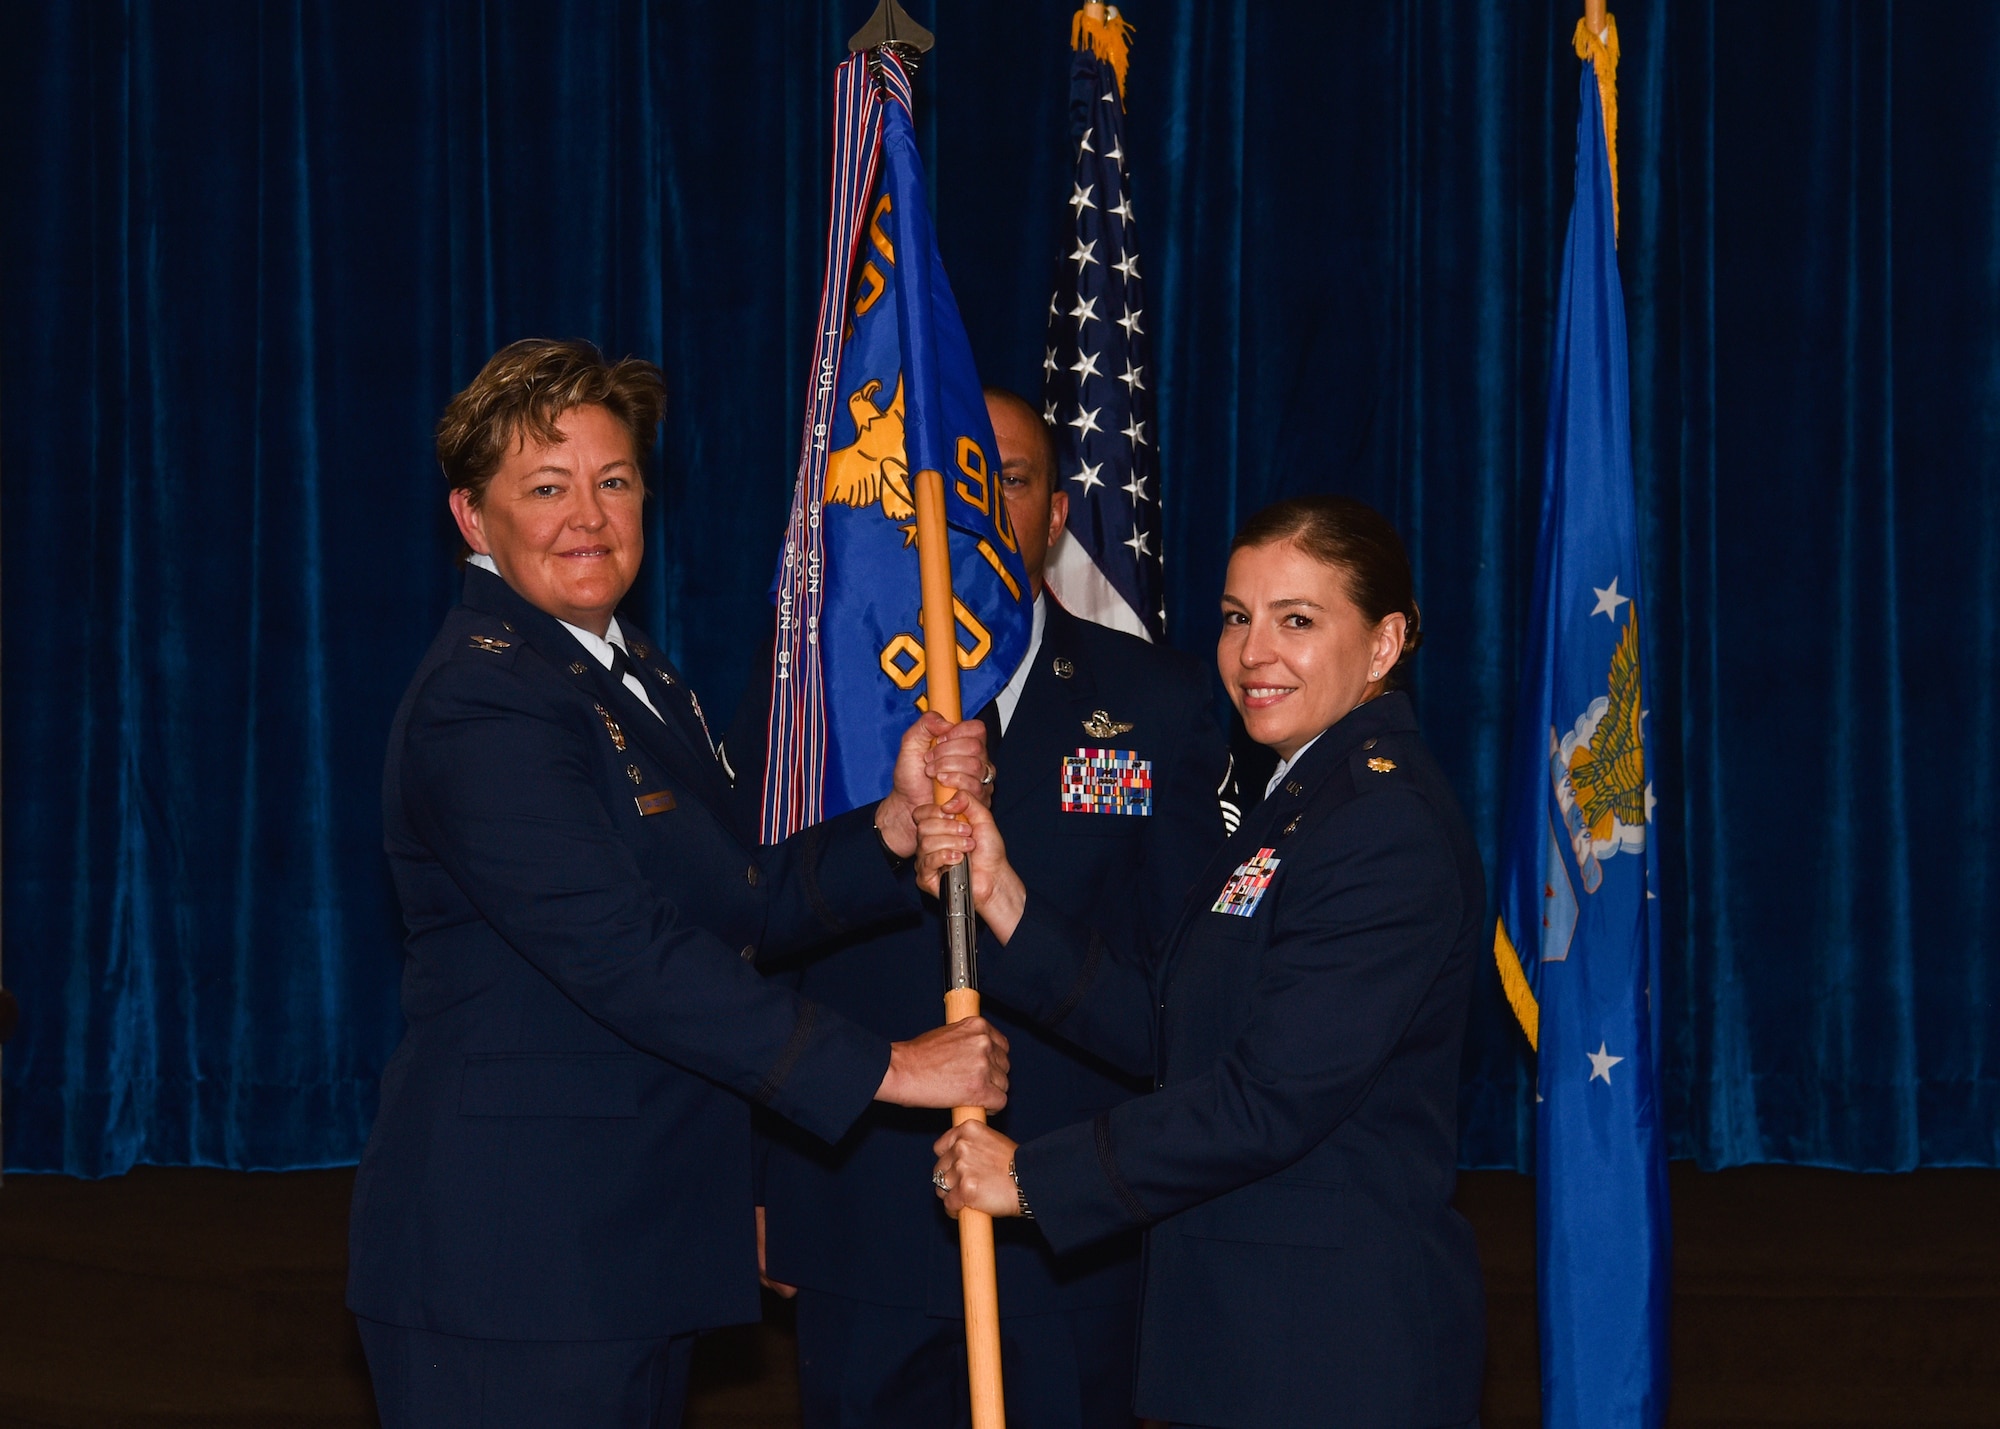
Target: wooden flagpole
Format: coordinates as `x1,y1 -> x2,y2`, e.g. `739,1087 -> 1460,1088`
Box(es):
842,7 -> 1006,1423
914,464 -> 1007,1429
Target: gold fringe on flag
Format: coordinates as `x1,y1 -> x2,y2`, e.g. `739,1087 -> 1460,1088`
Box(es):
1072,2 -> 1134,105
1572,13 -> 1620,238
1494,918 -> 1541,1051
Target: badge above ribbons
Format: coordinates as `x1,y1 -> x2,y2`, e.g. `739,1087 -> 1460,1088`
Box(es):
761,52 -> 1032,841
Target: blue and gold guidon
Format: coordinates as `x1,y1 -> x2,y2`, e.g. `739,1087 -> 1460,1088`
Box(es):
1059,747 -> 1153,816
761,51 -> 1032,841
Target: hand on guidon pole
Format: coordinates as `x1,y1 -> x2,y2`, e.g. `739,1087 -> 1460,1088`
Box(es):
876,1015 -> 1010,1110
914,792 -> 1027,945
874,712 -> 995,859
933,1121 -> 1023,1221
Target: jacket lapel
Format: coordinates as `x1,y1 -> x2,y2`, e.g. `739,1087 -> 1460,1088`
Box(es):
590,632 -> 741,818
460,568 -> 741,832
1158,692 -> 1419,982
994,600 -> 1103,819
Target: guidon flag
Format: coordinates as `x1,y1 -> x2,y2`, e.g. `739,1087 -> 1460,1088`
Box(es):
760,50 -> 1033,842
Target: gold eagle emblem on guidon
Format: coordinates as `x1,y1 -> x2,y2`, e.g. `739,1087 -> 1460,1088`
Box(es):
1082,710 -> 1134,738
823,376 -> 915,525
1551,603 -> 1649,895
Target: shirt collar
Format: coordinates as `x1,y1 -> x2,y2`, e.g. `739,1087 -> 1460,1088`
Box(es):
466,552 -> 627,669
1264,731 -> 1325,799
993,593 -> 1048,733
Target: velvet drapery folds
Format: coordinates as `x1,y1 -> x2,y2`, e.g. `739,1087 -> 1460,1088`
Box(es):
2,1 -> 1994,1175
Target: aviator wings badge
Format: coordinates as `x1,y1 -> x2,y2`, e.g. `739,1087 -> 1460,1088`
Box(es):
1081,710 -> 1134,738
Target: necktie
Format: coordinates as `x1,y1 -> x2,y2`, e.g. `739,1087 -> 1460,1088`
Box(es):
606,643 -> 662,721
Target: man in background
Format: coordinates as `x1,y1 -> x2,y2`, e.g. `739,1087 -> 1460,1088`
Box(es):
727,389 -> 1230,1428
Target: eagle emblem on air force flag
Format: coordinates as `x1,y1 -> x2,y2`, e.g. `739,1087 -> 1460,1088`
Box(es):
1550,599 -> 1651,895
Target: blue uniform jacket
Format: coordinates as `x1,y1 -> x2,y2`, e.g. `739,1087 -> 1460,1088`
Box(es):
737,600 -> 1230,1317
347,566 -> 915,1341
990,692 -> 1486,1428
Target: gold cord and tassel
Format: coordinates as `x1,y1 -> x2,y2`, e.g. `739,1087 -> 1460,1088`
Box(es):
1494,918 -> 1541,1052
1572,13 -> 1621,238
1072,2 -> 1134,105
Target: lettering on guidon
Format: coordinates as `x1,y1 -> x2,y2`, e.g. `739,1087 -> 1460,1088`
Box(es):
1212,848 -> 1282,918
1060,747 -> 1153,816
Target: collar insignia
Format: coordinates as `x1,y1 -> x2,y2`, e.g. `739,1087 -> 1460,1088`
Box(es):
468,635 -> 511,653
1082,709 -> 1133,738
1053,657 -> 1075,679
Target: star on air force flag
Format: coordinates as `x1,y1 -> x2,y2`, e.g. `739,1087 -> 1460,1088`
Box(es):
1040,6 -> 1162,641
1494,21 -> 1671,1429
760,50 -> 1033,842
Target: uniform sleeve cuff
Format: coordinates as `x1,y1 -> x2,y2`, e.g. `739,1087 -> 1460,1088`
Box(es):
753,1008 -> 891,1145
1012,1112 -> 1151,1256
813,805 -> 924,931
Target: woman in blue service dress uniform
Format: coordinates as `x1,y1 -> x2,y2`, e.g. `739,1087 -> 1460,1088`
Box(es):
919,495 -> 1487,1429
347,339 -> 1010,1429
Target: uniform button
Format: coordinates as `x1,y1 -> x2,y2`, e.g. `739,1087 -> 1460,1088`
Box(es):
745,865 -> 760,887
740,944 -> 757,962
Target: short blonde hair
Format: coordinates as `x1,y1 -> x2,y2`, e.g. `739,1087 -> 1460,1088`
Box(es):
436,339 -> 667,503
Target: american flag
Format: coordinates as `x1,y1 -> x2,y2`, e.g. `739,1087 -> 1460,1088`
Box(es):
1041,30 -> 1163,641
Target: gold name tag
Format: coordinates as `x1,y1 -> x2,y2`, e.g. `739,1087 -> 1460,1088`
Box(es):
635,790 -> 676,817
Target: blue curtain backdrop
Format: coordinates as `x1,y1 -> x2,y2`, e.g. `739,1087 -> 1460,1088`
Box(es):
2,0 -> 1994,1176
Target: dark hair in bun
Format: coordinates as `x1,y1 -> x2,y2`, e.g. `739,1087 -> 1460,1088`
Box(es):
1228,495 -> 1423,685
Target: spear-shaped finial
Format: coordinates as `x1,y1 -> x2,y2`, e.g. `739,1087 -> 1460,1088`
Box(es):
847,0 -> 934,55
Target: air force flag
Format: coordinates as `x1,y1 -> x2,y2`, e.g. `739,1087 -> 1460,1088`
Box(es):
1494,22 -> 1672,1429
762,52 -> 1033,841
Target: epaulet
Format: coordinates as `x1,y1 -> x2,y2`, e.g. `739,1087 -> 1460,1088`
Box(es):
450,612 -> 525,667
1347,735 -> 1407,786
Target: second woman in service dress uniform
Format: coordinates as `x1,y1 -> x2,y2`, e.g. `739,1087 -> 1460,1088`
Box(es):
922,496 -> 1487,1429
